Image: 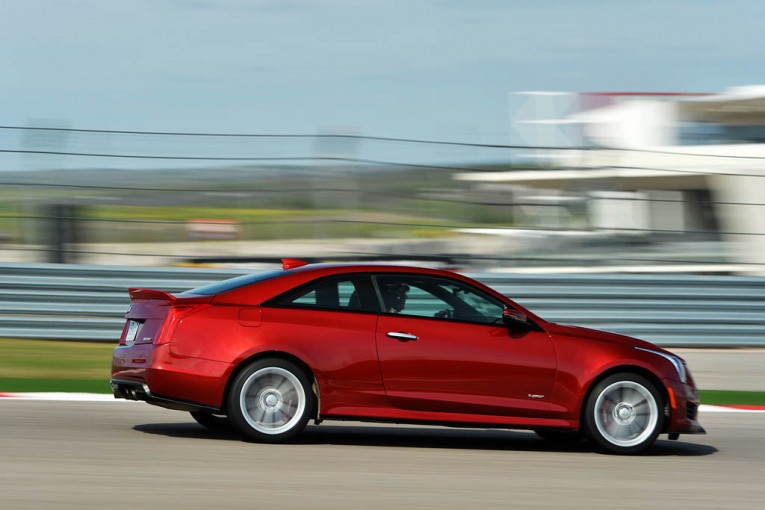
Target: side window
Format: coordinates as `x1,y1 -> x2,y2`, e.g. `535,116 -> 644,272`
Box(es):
273,276 -> 378,312
375,275 -> 504,325
385,282 -> 446,317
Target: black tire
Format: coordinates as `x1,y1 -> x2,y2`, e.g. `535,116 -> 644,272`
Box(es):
190,411 -> 232,432
583,373 -> 664,455
227,358 -> 314,443
534,429 -> 584,443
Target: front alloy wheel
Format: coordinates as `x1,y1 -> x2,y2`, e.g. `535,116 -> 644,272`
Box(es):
228,358 -> 313,443
584,373 -> 664,454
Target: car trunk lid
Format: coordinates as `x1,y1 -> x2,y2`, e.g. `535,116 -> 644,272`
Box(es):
121,288 -> 213,346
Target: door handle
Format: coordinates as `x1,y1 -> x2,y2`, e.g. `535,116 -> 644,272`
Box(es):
386,332 -> 418,341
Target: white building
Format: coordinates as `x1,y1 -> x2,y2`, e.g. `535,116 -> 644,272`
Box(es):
459,87 -> 765,273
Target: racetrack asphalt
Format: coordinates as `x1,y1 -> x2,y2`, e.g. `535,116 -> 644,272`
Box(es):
0,400 -> 763,510
1,349 -> 762,508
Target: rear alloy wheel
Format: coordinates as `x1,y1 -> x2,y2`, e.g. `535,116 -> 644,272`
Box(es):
584,373 -> 664,454
227,358 -> 313,443
190,411 -> 232,432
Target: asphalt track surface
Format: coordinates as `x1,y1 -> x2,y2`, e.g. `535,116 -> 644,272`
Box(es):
0,401 -> 763,510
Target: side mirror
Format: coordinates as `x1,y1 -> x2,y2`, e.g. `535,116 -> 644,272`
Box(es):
502,308 -> 528,325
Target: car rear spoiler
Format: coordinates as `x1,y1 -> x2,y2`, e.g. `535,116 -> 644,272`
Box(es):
128,288 -> 177,301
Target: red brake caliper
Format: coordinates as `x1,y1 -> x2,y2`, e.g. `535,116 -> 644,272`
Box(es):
283,392 -> 295,422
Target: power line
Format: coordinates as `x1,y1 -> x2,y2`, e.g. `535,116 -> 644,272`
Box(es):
0,126 -> 765,160
0,125 -> 564,150
3,148 -> 765,177
1,181 -> 764,208
609,165 -> 765,179
620,147 -> 765,160
0,149 -> 501,172
4,124 -> 765,160
0,149 -> 317,161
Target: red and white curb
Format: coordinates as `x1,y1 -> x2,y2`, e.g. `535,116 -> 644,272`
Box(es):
699,404 -> 765,413
1,392 -> 764,412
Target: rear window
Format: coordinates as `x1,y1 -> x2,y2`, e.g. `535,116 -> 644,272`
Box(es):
183,270 -> 288,296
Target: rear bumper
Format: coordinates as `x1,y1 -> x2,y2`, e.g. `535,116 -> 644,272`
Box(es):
111,378 -> 151,401
111,378 -> 219,413
111,343 -> 232,410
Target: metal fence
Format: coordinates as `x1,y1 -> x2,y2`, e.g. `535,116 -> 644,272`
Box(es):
1,263 -> 764,347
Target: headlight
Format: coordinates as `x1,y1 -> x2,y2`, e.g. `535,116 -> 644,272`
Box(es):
635,347 -> 687,384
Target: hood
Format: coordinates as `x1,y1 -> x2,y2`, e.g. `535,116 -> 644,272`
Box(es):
546,322 -> 667,353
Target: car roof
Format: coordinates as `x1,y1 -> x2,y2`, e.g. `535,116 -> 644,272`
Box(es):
206,262 -> 479,305
200,261 -> 543,323
289,262 -> 457,274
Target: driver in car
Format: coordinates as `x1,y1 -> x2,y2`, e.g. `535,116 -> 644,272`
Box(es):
383,282 -> 410,313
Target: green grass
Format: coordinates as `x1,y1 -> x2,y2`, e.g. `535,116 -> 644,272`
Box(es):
79,205 -> 463,242
697,390 -> 765,406
85,205 -> 328,221
0,338 -> 113,381
1,338 -> 764,404
0,378 -> 112,393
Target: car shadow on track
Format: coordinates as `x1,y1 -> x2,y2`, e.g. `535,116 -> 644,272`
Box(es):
133,423 -> 717,456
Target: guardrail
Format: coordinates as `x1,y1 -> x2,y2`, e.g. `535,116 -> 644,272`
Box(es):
0,264 -> 249,341
1,263 -> 764,346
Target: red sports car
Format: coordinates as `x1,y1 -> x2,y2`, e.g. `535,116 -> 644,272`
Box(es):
111,260 -> 704,454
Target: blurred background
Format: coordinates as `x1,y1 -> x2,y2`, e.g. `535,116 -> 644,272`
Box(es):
3,89 -> 765,272
1,1 -> 764,274
1,0 -> 765,342
2,4 -> 765,509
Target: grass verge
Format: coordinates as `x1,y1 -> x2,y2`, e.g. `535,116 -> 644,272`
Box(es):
0,338 -> 112,393
697,390 -> 765,407
0,378 -> 111,393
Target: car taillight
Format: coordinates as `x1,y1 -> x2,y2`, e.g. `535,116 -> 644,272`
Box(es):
154,304 -> 209,344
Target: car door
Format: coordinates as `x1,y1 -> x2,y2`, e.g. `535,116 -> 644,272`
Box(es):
374,274 -> 557,418
261,274 -> 384,413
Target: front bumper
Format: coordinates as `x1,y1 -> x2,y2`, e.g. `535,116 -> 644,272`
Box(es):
664,378 -> 705,435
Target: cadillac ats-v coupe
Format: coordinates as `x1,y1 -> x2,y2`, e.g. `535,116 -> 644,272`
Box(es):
112,260 -> 704,454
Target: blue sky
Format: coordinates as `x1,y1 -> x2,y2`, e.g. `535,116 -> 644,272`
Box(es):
1,0 -> 763,169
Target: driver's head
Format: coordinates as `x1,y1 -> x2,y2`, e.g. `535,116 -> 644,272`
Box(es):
383,282 -> 410,313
